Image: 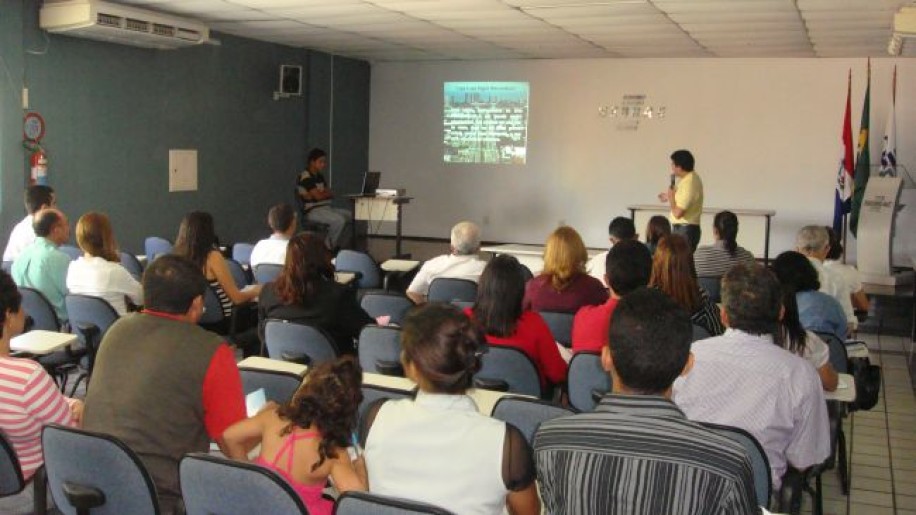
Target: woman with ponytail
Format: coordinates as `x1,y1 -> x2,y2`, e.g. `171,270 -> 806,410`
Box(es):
694,210 -> 755,278
223,356 -> 366,514
362,303 -> 539,515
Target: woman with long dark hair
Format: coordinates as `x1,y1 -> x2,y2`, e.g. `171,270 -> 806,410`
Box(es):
693,211 -> 755,278
644,215 -> 671,256
649,234 -> 724,336
772,279 -> 839,391
771,250 -> 848,344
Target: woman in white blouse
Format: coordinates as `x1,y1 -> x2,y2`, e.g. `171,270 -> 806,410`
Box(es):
66,212 -> 142,316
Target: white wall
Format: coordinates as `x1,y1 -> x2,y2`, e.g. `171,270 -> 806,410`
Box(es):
369,58 -> 915,265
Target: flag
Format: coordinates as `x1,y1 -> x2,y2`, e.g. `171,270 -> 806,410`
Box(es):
850,60 -> 870,236
879,66 -> 897,178
833,70 -> 854,235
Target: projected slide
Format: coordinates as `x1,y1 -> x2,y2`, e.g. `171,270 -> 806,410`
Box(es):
443,82 -> 529,164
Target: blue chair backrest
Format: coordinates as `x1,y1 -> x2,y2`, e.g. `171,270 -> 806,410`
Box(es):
143,237 -> 172,262
568,351 -> 610,412
335,491 -> 455,515
427,278 -> 477,304
65,294 -> 120,345
360,292 -> 414,325
119,252 -> 144,280
492,397 -> 575,444
698,277 -> 722,304
358,326 -> 402,375
814,331 -> 848,374
538,310 -> 575,347
231,243 -> 255,266
692,324 -> 712,342
226,259 -> 249,288
474,345 -> 541,397
239,368 -> 302,404
19,287 -> 61,331
336,250 -> 382,289
180,453 -> 307,515
253,263 -> 283,284
358,384 -> 416,441
58,245 -> 81,261
700,422 -> 772,506
0,430 -> 24,496
264,320 -> 338,365
42,424 -> 160,515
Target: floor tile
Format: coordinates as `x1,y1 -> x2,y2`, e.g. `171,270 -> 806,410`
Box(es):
847,489 -> 894,507
853,465 -> 893,481
848,502 -> 893,514
851,453 -> 890,468
893,456 -> 916,470
893,469 -> 916,483
849,477 -> 893,493
898,494 -> 916,511
852,444 -> 890,458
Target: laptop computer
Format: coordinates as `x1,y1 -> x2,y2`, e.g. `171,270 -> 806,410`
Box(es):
361,171 -> 381,196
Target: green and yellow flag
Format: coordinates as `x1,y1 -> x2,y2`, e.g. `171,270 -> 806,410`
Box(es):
850,60 -> 870,236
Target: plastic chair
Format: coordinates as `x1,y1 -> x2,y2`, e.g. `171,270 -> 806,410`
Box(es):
567,351 -> 610,412
359,292 -> 415,325
814,331 -> 850,495
335,491 -> 455,515
427,278 -> 477,304
358,325 -> 403,376
264,319 -> 338,366
143,237 -> 172,262
692,324 -> 712,342
538,310 -> 575,347
357,384 -> 416,441
336,250 -> 381,289
119,252 -> 144,280
238,368 -> 302,404
226,259 -> 249,289
64,295 -> 120,396
0,430 -> 48,514
700,422 -> 772,506
473,345 -> 541,397
491,396 -> 574,444
253,263 -> 283,284
19,287 -> 62,332
42,424 -> 160,515
231,243 -> 255,266
698,277 -> 722,304
58,245 -> 81,261
180,453 -> 307,515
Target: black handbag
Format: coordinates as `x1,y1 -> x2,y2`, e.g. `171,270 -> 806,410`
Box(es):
847,356 -> 881,412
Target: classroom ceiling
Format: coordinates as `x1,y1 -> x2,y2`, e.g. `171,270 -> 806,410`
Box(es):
116,0 -> 916,61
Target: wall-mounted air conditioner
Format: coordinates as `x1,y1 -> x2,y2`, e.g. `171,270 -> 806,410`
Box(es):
40,0 -> 209,50
889,5 -> 916,55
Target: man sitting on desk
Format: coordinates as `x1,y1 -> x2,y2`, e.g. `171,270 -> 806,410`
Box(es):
250,202 -> 296,269
297,148 -> 352,250
406,221 -> 487,304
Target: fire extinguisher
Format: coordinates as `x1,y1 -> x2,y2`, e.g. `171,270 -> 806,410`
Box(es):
30,149 -> 48,186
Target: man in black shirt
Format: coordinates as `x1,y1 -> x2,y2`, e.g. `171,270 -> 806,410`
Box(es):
297,148 -> 352,249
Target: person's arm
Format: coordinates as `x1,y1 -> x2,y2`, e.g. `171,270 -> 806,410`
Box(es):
405,262 -> 432,304
668,189 -> 686,219
208,251 -> 260,305
23,364 -> 75,428
785,368 -> 831,470
851,289 -> 869,312
113,265 -> 143,305
299,174 -> 333,201
818,363 -> 839,392
221,407 -> 273,461
201,344 -> 247,458
503,424 -> 540,515
327,449 -> 367,493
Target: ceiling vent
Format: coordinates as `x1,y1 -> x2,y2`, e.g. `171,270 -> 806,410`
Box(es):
40,0 -> 209,50
889,5 -> 916,55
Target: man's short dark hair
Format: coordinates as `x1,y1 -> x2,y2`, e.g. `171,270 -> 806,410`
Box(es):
608,217 -> 636,240
33,210 -> 61,237
268,203 -> 295,233
670,149 -> 695,172
142,255 -> 208,314
25,185 -> 54,214
307,148 -> 326,165
605,240 -> 651,296
721,263 -> 782,337
608,288 -> 692,394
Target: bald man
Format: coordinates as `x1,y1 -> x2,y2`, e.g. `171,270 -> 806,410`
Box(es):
12,208 -> 72,321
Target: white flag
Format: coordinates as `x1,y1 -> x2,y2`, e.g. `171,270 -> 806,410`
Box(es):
879,67 -> 897,177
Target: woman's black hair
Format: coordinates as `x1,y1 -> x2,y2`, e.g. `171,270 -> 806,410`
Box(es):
714,211 -> 739,257
472,255 -> 526,338
771,251 -> 821,293
0,271 -> 22,339
173,211 -> 219,270
400,303 -> 484,394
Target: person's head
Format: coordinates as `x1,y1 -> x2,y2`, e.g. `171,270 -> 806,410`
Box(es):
24,185 -> 55,215
174,211 -> 218,270
142,255 -> 208,320
644,215 -> 671,246
607,217 -> 636,245
473,255 -> 526,338
268,203 -> 297,236
277,356 -> 363,472
602,287 -> 693,396
720,263 -> 783,341
713,210 -> 740,256
0,270 -> 25,343
400,303 -> 484,394
542,225 -> 588,291
307,148 -> 327,173
33,208 -> 69,246
275,232 -> 333,305
825,226 -> 843,260
670,149 -> 695,175
649,234 -> 700,312
450,221 -> 481,256
605,240 -> 652,297
795,225 -> 829,260
75,212 -> 119,262
771,250 -> 821,293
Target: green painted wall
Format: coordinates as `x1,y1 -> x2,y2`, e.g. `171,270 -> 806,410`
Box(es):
0,1 -> 370,254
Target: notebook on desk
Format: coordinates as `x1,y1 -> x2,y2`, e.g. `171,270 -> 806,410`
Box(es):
360,170 -> 381,196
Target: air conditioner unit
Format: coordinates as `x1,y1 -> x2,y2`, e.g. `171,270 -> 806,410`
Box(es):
40,0 -> 209,50
889,5 -> 916,55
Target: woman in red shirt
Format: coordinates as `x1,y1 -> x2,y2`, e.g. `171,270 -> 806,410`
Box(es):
466,255 -> 567,392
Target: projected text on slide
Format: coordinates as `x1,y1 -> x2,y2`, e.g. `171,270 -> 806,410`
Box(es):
443,82 -> 529,165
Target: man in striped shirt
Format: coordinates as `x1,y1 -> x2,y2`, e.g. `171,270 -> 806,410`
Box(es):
535,288 -> 759,514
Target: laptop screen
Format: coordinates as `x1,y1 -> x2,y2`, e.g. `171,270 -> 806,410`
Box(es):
362,171 -> 381,195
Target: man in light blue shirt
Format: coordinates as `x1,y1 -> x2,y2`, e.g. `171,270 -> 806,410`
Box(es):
12,208 -> 71,321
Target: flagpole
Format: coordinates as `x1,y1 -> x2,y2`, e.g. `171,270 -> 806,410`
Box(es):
842,214 -> 848,263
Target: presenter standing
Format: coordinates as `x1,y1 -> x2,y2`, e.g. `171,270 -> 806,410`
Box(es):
658,149 -> 703,251
297,148 -> 352,250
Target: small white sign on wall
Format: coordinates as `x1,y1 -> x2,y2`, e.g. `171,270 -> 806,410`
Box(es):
169,149 -> 198,192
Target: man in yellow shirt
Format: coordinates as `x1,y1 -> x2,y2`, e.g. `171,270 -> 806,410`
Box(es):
658,149 -> 704,251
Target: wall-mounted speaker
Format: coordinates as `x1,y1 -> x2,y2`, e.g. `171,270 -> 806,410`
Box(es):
279,64 -> 302,96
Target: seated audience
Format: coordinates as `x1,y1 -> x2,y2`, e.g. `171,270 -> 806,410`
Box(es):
0,270 -> 81,514
771,251 -> 847,343
535,288 -> 758,514
250,203 -> 297,269
258,232 -> 373,354
224,357 -> 366,514
523,226 -> 608,313
823,226 -> 869,317
362,304 -> 539,514
649,234 -> 724,336
406,221 -> 487,304
3,185 -> 55,262
795,225 -> 855,331
465,255 -> 567,391
66,212 -> 142,316
11,208 -> 71,322
572,240 -> 652,354
644,214 -> 671,256
674,263 -> 830,489
82,255 -> 246,515
587,217 -> 638,281
693,210 -> 755,278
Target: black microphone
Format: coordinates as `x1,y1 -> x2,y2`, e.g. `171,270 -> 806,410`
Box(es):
669,174 -> 675,189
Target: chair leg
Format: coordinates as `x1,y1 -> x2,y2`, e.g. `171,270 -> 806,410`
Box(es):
69,373 -> 87,397
838,427 -> 849,495
33,466 -> 47,515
